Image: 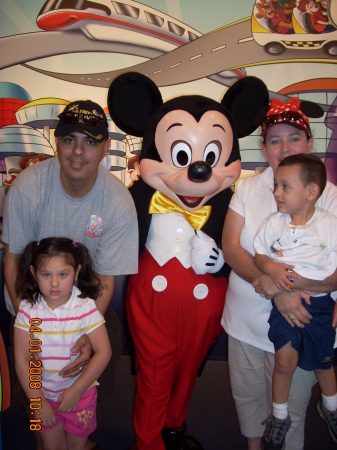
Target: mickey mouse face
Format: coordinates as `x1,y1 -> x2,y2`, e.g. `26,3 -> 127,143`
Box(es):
139,109 -> 240,210
108,72 -> 269,210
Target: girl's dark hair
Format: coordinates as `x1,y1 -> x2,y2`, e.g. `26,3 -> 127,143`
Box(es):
16,237 -> 101,304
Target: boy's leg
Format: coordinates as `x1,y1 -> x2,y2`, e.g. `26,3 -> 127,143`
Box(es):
315,367 -> 337,397
315,367 -> 337,443
272,342 -> 298,405
262,344 -> 297,449
265,351 -> 316,450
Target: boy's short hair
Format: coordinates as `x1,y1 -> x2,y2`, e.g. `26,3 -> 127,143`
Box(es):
278,154 -> 327,198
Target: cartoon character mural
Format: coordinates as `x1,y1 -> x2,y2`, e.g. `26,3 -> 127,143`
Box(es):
252,0 -> 337,54
127,155 -> 141,188
1,0 -> 336,185
108,71 -> 269,450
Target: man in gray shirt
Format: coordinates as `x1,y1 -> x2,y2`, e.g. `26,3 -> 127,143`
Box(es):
2,99 -> 138,446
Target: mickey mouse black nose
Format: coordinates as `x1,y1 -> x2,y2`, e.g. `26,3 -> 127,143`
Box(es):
188,161 -> 212,183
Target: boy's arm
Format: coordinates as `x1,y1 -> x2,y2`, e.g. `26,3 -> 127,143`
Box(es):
255,253 -> 297,292
14,327 -> 56,428
57,324 -> 112,412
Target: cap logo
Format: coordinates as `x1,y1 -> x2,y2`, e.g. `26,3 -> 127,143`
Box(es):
55,100 -> 109,142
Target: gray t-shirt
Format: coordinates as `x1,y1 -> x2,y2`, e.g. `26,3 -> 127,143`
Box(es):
2,157 -> 138,313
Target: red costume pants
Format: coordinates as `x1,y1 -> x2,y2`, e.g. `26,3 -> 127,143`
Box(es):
126,249 -> 227,450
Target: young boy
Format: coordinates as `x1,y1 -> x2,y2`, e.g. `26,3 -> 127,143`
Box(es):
254,153 -> 337,449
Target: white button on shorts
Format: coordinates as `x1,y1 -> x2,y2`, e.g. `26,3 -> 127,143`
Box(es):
152,275 -> 168,292
193,284 -> 209,300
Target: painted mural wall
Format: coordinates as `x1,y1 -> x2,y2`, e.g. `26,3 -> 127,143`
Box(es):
0,0 -> 336,203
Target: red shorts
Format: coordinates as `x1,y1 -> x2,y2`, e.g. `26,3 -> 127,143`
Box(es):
40,386 -> 97,437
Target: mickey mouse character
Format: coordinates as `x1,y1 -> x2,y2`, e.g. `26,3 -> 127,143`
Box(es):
108,72 -> 269,450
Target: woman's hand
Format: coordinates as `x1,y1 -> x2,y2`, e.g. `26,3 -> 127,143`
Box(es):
252,274 -> 280,299
59,335 -> 92,378
273,290 -> 312,328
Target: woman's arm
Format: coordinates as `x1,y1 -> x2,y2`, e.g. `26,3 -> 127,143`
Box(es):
222,209 -> 262,283
222,209 -> 281,296
14,328 -> 56,428
57,324 -> 112,412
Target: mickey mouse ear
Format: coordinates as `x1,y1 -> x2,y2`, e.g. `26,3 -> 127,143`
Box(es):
299,100 -> 324,118
253,106 -> 270,129
107,72 -> 163,137
221,76 -> 269,138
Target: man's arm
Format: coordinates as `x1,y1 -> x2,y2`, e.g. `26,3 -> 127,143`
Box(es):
3,245 -> 20,314
59,273 -> 115,378
95,274 -> 116,316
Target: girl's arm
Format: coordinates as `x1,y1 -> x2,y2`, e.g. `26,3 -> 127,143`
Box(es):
57,323 -> 112,412
14,328 -> 57,428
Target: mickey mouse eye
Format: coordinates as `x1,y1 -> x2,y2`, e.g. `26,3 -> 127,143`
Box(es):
204,141 -> 220,167
171,141 -> 192,168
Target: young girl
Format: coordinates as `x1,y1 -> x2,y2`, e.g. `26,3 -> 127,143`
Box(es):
14,237 -> 112,450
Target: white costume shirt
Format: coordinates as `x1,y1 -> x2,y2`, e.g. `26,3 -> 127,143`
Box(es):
221,166 -> 337,352
254,208 -> 337,295
146,213 -> 194,268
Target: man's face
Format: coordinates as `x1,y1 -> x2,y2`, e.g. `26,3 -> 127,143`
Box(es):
262,124 -> 313,173
56,133 -> 109,196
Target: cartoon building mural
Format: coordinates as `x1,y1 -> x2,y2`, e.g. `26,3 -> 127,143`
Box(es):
1,0 -> 335,188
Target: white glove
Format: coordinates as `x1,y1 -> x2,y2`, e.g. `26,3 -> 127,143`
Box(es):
189,229 -> 225,275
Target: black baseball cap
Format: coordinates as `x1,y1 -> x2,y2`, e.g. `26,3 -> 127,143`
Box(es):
55,100 -> 109,142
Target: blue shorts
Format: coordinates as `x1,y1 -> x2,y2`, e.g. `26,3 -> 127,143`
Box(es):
268,295 -> 335,371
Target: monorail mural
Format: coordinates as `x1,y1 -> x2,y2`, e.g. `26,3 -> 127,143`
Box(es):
0,0 -> 336,189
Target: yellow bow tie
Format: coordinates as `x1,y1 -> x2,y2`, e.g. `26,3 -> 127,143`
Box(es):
148,191 -> 211,230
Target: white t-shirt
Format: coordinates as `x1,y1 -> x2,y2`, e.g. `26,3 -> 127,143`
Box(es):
254,208 -> 337,288
221,166 -> 337,352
